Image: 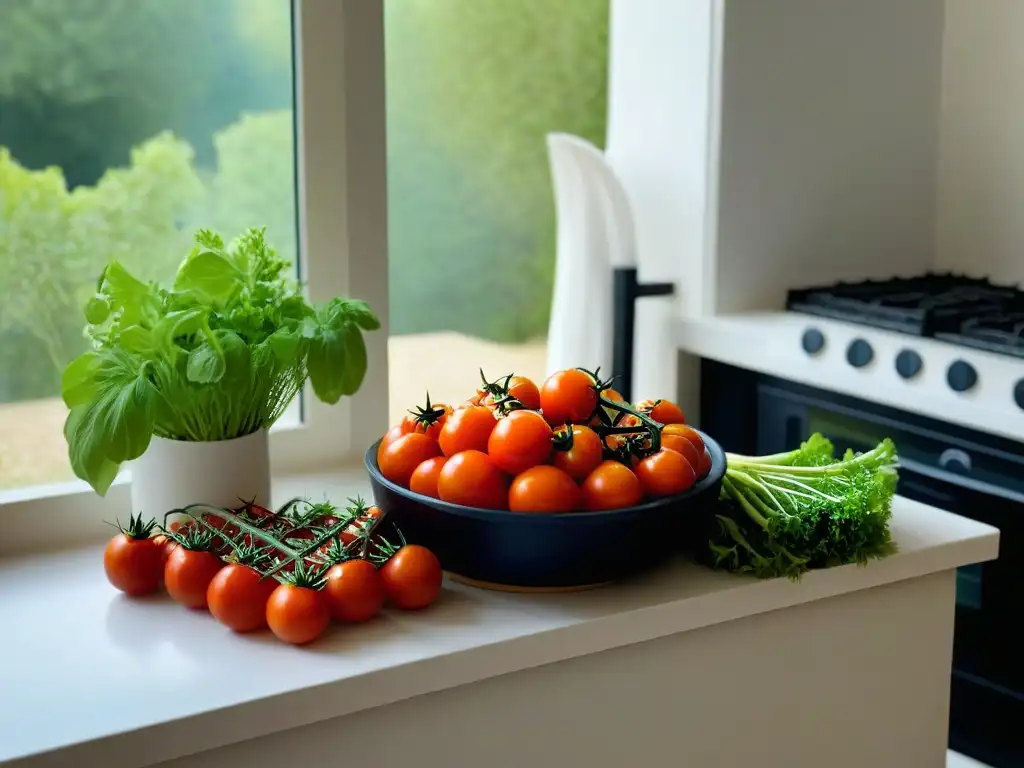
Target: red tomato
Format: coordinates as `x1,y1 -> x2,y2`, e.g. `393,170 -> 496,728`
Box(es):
487,409 -> 553,475
401,397 -> 453,441
103,534 -> 163,596
552,425 -> 604,481
580,461 -> 644,511
636,449 -> 697,498
409,455 -> 448,498
697,447 -> 713,478
150,533 -> 175,566
380,545 -> 443,610
662,423 -> 705,454
207,564 -> 278,632
379,432 -> 441,487
508,465 -> 580,513
539,369 -> 598,426
506,375 -> 541,410
377,425 -> 406,465
438,405 -> 497,457
324,559 -> 385,623
437,450 -> 509,509
266,584 -> 331,645
649,399 -> 686,425
661,433 -> 702,470
164,547 -> 224,609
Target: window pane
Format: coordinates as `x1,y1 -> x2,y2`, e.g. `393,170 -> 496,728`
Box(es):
384,0 -> 610,420
0,0 -> 298,491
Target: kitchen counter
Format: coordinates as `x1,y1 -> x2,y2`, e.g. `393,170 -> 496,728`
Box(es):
0,496 -> 998,768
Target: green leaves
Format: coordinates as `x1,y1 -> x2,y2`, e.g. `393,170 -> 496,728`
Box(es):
63,226 -> 380,495
306,299 -> 380,404
174,250 -> 243,304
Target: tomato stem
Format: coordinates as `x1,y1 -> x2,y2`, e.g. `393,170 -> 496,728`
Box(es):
592,395 -> 663,453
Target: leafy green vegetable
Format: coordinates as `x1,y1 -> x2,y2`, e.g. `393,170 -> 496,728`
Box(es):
62,226 -> 379,495
706,434 -> 898,580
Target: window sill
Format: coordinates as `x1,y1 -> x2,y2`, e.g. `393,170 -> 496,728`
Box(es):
0,497 -> 998,767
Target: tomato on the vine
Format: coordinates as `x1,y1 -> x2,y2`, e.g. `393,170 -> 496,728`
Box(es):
207,563 -> 278,632
437,450 -> 508,509
379,432 -> 441,487
380,545 -> 442,610
661,433 -> 702,470
401,395 -> 453,440
602,414 -> 642,452
266,583 -> 330,645
409,456 -> 448,498
487,409 -> 553,475
508,465 -> 580,513
539,369 -> 598,426
165,546 -> 224,609
103,515 -> 163,596
580,461 -> 644,511
636,399 -> 686,425
324,559 -> 385,623
636,449 -> 697,498
552,425 -> 604,481
438,405 -> 497,456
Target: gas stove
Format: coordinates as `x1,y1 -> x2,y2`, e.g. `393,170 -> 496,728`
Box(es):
787,273 -> 1024,359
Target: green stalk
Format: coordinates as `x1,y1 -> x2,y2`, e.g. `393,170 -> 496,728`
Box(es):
727,442 -> 893,476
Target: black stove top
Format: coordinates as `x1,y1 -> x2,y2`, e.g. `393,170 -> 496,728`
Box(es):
787,274 -> 1024,358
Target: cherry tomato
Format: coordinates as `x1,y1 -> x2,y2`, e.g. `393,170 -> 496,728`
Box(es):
438,405 -> 497,457
662,423 -> 705,454
150,533 -> 175,566
379,432 -> 441,487
506,376 -> 541,410
266,584 -> 331,645
207,563 -> 278,632
647,399 -> 686,425
380,545 -> 443,610
581,461 -> 644,511
602,414 -> 642,452
539,369 -> 598,426
409,455 -> 448,498
661,433 -> 702,470
508,465 -> 580,513
487,409 -> 553,475
696,447 -> 713,478
377,424 -> 406,465
401,397 -> 453,440
104,534 -> 163,596
164,547 -> 224,609
552,425 -> 604,481
324,559 -> 385,623
437,450 -> 509,509
636,449 -> 697,498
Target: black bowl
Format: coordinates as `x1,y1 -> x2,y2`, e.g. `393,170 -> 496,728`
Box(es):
364,430 -> 727,590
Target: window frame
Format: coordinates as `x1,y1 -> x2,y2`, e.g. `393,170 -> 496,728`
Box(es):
0,0 -> 389,554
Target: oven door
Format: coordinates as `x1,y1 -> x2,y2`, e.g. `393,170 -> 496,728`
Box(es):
755,381 -> 1024,767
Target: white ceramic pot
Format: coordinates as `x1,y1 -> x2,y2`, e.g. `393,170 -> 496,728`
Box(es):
130,429 -> 271,519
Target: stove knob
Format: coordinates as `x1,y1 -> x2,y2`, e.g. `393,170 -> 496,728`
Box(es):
846,338 -> 874,368
801,328 -> 825,355
1014,380 -> 1024,411
895,349 -> 922,379
947,360 -> 978,393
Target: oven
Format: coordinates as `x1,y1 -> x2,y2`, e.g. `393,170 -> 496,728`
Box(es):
702,360 -> 1024,768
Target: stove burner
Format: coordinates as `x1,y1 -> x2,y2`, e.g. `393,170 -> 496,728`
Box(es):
787,274 -> 1024,358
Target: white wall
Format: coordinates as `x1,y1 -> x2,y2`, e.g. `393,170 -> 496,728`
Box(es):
714,0 -> 945,314
936,0 -> 1024,287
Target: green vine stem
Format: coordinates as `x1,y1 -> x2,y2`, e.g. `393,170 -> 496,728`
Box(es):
591,393 -> 663,453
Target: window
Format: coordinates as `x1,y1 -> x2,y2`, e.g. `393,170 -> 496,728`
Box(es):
384,0 -> 609,418
0,1 -> 388,523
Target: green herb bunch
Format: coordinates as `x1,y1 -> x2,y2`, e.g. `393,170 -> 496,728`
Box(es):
61,227 -> 380,495
708,434 -> 898,579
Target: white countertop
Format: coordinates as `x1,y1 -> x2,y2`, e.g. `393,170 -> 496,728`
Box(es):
0,496 -> 998,767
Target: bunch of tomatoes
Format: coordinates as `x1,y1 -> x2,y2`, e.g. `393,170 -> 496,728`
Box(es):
102,498 -> 443,645
377,368 -> 712,512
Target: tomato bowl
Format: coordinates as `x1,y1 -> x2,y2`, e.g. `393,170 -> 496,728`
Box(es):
364,430 -> 727,591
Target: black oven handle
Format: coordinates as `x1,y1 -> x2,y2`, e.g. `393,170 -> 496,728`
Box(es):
900,457 -> 1024,505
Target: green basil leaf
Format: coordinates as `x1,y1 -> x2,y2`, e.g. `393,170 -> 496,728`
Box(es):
152,308 -> 207,353
338,322 -> 368,396
65,407 -> 121,496
217,330 -> 252,388
307,327 -> 346,405
266,328 -> 302,366
119,325 -> 156,355
174,250 -> 243,305
85,295 -> 111,325
103,261 -> 150,305
344,299 -> 382,331
61,352 -> 102,409
187,333 -> 227,384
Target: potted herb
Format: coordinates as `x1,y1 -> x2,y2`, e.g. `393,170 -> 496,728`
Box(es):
62,227 -> 379,516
